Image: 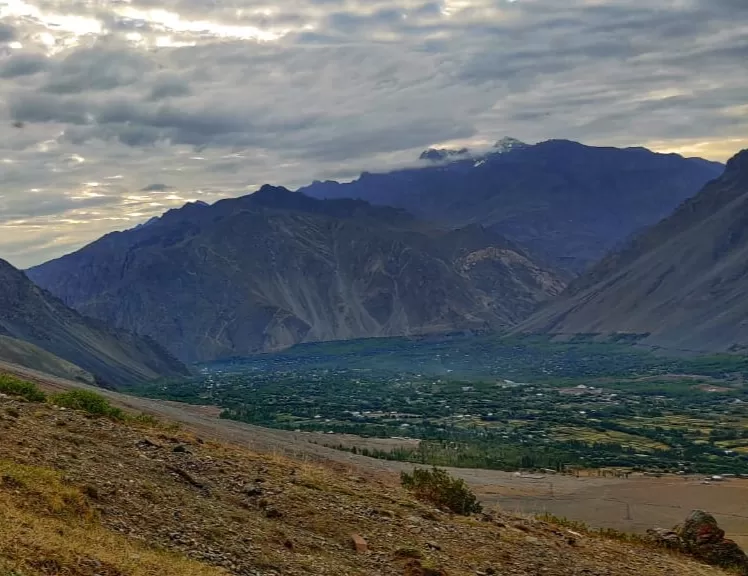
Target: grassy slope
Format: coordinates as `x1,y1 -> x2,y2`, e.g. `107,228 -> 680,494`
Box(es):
0,372 -> 734,576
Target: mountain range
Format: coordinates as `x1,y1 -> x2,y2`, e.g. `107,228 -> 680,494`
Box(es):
0,258 -> 189,386
28,186 -> 565,363
519,149 -> 748,353
15,140 -> 747,374
301,139 -> 723,272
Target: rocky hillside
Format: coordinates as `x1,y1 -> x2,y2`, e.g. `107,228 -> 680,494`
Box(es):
0,372 -> 739,576
0,334 -> 95,383
27,187 -> 565,363
519,149 -> 748,353
0,258 -> 189,386
301,140 -> 723,272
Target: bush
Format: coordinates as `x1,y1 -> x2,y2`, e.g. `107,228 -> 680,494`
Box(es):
0,374 -> 46,402
51,390 -> 124,420
400,467 -> 482,515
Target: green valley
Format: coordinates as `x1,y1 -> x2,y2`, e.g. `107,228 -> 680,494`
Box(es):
134,335 -> 748,475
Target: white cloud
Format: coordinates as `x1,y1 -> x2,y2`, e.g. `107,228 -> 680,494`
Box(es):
0,0 -> 746,267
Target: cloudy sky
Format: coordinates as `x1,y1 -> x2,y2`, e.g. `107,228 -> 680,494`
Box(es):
0,0 -> 747,268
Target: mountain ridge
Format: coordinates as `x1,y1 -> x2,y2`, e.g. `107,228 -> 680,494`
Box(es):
0,257 -> 190,386
300,139 -> 724,272
28,189 -> 566,363
518,148 -> 748,352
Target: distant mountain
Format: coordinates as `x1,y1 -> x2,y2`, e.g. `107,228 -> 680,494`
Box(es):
519,149 -> 748,353
28,187 -> 566,363
0,258 -> 189,386
301,140 -> 723,272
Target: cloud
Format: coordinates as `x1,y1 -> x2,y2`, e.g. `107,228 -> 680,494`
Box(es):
0,0 -> 746,267
140,183 -> 174,192
41,46 -> 154,94
0,23 -> 16,43
0,53 -> 49,78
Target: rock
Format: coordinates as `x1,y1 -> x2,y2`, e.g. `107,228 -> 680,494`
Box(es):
378,508 -> 397,519
646,527 -> 682,550
350,534 -> 368,554
136,438 -> 160,449
173,445 -> 190,453
264,507 -> 283,519
681,510 -> 724,544
673,510 -> 748,574
244,486 -> 263,498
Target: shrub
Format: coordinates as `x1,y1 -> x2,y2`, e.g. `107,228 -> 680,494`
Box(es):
51,390 -> 124,420
400,466 -> 482,515
0,374 -> 46,402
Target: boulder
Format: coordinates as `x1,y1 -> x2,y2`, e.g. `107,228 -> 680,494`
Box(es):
680,510 -> 725,545
645,527 -> 683,551
677,510 -> 748,574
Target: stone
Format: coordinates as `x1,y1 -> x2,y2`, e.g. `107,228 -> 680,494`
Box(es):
350,534 -> 368,554
136,438 -> 160,449
264,507 -> 283,519
646,527 -> 682,550
680,510 -> 725,545
672,510 -> 748,574
244,486 -> 263,498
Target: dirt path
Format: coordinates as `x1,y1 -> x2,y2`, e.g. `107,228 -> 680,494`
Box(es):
4,359 -> 748,547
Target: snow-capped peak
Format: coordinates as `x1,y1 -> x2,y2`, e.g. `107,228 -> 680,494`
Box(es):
492,137 -> 529,153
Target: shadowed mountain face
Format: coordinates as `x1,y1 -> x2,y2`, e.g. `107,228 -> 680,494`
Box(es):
0,258 -> 189,386
300,140 -> 723,273
519,149 -> 748,353
28,187 -> 566,363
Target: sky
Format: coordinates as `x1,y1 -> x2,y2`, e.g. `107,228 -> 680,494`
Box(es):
0,0 -> 747,268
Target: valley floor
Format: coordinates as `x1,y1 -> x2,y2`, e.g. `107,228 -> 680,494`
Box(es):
3,360 -> 748,564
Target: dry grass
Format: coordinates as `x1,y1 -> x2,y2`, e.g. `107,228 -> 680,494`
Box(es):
0,460 -> 226,576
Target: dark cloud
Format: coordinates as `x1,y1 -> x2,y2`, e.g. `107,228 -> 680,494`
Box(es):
0,53 -> 49,78
0,23 -> 16,43
42,47 -> 153,94
146,74 -> 192,101
140,183 -> 173,191
9,92 -> 89,123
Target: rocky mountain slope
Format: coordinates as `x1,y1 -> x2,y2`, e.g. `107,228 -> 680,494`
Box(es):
0,370 -> 738,576
301,140 -> 723,272
0,258 -> 189,386
28,187 -> 566,363
519,149 -> 748,352
0,334 -> 95,383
